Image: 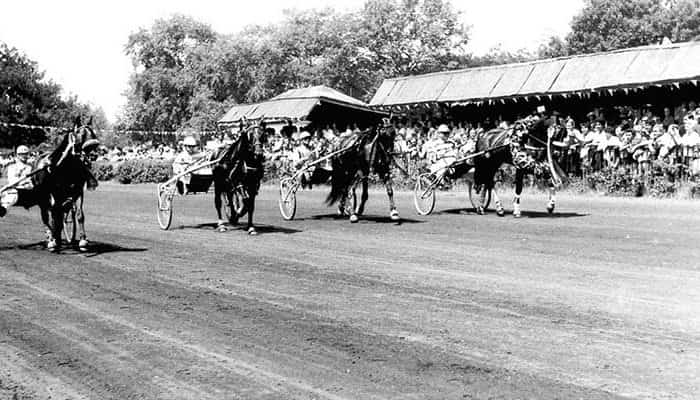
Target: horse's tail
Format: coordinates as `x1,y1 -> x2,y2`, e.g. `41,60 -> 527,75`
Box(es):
326,153 -> 355,206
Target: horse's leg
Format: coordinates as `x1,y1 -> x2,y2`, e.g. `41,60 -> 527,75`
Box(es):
48,204 -> 63,252
546,184 -> 556,214
213,180 -> 227,232
513,169 -> 525,218
76,195 -> 89,251
493,188 -> 505,217
474,166 -> 492,215
384,173 -> 399,221
350,178 -> 367,223
246,192 -> 257,235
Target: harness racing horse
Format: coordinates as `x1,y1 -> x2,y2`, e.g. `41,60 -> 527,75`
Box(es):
472,117 -> 567,217
326,125 -> 399,223
212,122 -> 265,235
0,117 -> 100,251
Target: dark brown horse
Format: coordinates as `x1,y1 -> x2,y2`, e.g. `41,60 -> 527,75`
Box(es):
0,117 -> 99,251
326,125 -> 399,223
212,122 -> 265,235
472,117 -> 566,217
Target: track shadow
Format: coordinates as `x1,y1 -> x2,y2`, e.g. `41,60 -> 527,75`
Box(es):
177,222 -> 302,235
0,241 -> 46,251
436,208 -> 588,219
0,240 -> 148,256
307,213 -> 424,225
520,210 -> 588,219
437,208 -> 476,215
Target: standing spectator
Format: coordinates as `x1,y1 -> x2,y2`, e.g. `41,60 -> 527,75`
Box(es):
662,107 -> 675,129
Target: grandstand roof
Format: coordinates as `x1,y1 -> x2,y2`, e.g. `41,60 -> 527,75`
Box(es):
369,41 -> 700,108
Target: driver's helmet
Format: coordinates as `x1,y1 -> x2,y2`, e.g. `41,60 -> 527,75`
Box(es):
16,145 -> 29,155
183,136 -> 197,147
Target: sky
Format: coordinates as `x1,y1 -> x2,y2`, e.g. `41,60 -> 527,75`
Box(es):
0,0 -> 583,122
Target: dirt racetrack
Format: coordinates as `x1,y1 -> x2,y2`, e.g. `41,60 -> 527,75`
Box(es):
1,183 -> 699,400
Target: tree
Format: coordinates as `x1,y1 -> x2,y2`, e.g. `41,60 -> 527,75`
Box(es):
355,0 -> 470,98
122,14 -> 218,131
537,36 -> 569,59
566,0 -> 700,54
0,42 -> 105,148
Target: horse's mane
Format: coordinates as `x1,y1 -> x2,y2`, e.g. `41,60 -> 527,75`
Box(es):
46,133 -> 71,165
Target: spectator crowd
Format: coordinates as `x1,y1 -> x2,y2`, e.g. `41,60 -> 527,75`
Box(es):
3,102 -> 700,188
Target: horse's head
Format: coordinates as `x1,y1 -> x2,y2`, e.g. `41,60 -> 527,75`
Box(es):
72,116 -> 100,159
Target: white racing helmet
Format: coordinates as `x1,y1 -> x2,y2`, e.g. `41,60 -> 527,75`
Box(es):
298,131 -> 311,140
437,124 -> 451,134
183,136 -> 197,147
16,145 -> 29,155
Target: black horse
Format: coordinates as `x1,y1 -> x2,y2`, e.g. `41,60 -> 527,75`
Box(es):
212,122 -> 265,235
326,124 -> 399,223
472,117 -> 566,217
0,117 -> 99,251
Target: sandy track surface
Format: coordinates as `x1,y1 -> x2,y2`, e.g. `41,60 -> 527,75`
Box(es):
1,183 -> 699,399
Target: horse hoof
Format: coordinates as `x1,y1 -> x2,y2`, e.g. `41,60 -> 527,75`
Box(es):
476,207 -> 485,215
247,227 -> 258,236
496,208 -> 505,217
47,240 -> 59,252
513,211 -> 522,218
390,209 -> 400,221
547,204 -> 555,214
79,239 -> 89,251
349,214 -> 359,223
218,225 -> 228,232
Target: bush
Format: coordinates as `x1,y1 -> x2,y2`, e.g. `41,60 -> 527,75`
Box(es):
115,159 -> 171,184
93,161 -> 115,181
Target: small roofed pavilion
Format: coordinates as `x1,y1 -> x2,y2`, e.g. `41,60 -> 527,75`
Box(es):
218,85 -> 387,130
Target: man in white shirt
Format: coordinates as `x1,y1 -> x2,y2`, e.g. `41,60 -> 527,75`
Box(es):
173,136 -> 206,194
427,124 -> 458,178
1,145 -> 33,211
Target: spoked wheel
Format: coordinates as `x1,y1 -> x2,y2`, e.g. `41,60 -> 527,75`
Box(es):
278,178 -> 297,220
467,180 -> 492,211
157,186 -> 174,230
63,204 -> 77,244
413,173 -> 437,215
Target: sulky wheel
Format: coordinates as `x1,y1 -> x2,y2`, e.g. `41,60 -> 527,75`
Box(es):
467,180 -> 492,211
413,173 -> 437,215
278,178 -> 297,220
157,186 -> 174,230
63,204 -> 77,244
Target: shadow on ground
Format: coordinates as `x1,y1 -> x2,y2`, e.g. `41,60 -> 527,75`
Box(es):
307,214 -> 424,225
178,222 -> 302,235
0,241 -> 148,256
437,208 -> 588,219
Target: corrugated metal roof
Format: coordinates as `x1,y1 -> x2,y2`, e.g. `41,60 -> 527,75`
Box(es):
219,85 -> 383,124
369,40 -> 700,107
